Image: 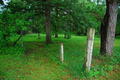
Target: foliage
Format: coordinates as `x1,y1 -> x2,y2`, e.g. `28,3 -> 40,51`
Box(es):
32,16 -> 45,33
116,8 -> 120,35
0,10 -> 16,47
1,0 -> 107,43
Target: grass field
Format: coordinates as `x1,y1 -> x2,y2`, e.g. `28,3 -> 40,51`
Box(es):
0,34 -> 120,80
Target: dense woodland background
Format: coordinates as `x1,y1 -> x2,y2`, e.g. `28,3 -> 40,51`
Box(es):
0,0 -> 120,55
0,0 -> 112,44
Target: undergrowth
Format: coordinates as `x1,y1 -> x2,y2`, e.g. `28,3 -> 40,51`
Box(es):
0,45 -> 25,55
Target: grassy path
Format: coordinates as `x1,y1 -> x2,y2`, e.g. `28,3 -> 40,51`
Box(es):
0,41 -> 72,80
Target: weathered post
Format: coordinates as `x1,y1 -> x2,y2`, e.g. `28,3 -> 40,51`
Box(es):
84,28 -> 95,73
60,42 -> 64,63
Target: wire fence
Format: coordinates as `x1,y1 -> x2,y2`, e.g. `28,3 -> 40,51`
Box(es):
25,42 -> 61,60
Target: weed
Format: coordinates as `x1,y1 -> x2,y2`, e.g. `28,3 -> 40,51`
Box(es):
104,65 -> 113,72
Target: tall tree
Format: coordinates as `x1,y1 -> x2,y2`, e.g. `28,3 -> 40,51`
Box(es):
44,0 -> 52,43
54,6 -> 59,38
116,8 -> 120,37
100,0 -> 118,56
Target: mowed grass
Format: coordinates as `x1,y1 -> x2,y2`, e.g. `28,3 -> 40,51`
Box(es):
0,34 -> 120,80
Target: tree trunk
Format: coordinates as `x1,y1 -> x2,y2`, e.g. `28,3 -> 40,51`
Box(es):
100,0 -> 118,56
23,30 -> 25,36
67,34 -> 71,39
45,0 -> 52,44
97,26 -> 100,37
55,6 -> 59,38
55,34 -> 58,38
77,32 -> 81,36
38,32 -> 41,39
84,29 -> 87,36
55,26 -> 58,38
64,33 -> 66,38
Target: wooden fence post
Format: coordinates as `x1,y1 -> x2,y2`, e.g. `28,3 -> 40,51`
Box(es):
84,28 -> 95,73
60,42 -> 64,63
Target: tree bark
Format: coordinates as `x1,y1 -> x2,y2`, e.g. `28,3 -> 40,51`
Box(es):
55,34 -> 58,38
55,6 -> 59,38
55,25 -> 58,38
45,0 -> 52,44
100,0 -> 118,56
64,33 -> 66,38
97,26 -> 100,37
23,30 -> 26,36
38,32 -> 41,39
84,29 -> 87,36
77,32 -> 81,36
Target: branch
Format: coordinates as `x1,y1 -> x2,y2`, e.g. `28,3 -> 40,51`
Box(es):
91,12 -> 105,25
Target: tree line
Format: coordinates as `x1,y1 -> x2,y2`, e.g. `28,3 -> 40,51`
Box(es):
0,0 -> 120,56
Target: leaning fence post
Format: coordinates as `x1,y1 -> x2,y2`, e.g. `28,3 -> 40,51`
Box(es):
60,42 -> 64,63
84,28 -> 95,73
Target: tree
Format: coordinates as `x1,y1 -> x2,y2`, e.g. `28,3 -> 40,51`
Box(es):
100,0 -> 118,56
43,0 -> 52,44
116,8 -> 120,37
86,0 -> 106,37
3,0 -> 32,47
32,16 -> 45,39
0,11 -> 11,47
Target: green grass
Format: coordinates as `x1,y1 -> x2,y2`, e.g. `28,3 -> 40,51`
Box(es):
0,34 -> 120,80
